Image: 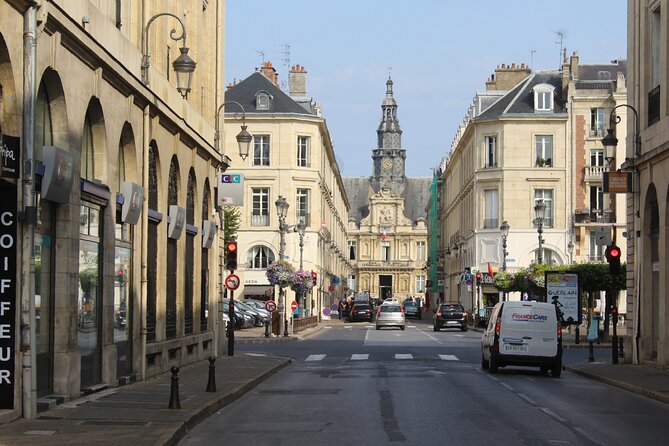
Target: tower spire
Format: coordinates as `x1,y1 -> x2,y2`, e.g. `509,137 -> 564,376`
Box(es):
377,76 -> 401,149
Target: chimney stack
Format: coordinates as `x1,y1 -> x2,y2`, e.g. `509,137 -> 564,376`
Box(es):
260,60 -> 279,87
289,64 -> 308,97
485,63 -> 532,91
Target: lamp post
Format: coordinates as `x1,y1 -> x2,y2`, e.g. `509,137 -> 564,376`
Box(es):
296,220 -> 306,315
602,104 -> 640,364
215,101 -> 252,164
275,196 -> 290,336
500,221 -> 510,302
534,200 -> 546,264
141,13 -> 196,98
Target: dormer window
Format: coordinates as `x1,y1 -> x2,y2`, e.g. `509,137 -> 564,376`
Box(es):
533,84 -> 555,112
255,91 -> 272,110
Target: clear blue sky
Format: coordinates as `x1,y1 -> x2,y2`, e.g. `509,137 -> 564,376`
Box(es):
225,0 -> 627,177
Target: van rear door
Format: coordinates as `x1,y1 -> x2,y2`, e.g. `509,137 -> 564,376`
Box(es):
531,305 -> 558,357
500,303 -> 534,355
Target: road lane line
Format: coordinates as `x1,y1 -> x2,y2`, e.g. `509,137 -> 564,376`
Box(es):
500,382 -> 514,391
305,354 -> 326,361
540,407 -> 567,423
351,354 -> 369,360
438,354 -> 459,361
394,354 -> 413,360
517,393 -> 536,405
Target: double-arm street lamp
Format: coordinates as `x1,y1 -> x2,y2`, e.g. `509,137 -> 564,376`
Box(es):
141,13 -> 196,99
534,200 -> 546,264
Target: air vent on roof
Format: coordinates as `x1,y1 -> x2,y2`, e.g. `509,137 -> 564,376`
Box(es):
597,71 -> 611,80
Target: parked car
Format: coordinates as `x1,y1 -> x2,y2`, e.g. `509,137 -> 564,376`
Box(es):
481,301 -> 563,377
223,299 -> 253,329
348,303 -> 373,322
237,300 -> 269,326
403,301 -> 421,319
375,303 -> 406,330
433,303 -> 468,332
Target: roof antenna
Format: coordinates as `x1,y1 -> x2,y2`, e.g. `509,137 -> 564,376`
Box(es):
281,43 -> 291,91
529,49 -> 536,73
255,49 -> 265,67
552,30 -> 565,68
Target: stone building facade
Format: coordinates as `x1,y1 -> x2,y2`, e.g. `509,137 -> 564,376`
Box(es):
0,0 -> 225,420
344,79 -> 430,303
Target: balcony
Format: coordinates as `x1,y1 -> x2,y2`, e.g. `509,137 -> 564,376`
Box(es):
648,85 -> 660,126
251,214 -> 269,226
584,165 -> 608,182
589,129 -> 606,138
483,218 -> 499,229
574,208 -> 615,225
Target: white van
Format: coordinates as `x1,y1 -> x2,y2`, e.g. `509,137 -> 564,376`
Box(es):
480,301 -> 563,377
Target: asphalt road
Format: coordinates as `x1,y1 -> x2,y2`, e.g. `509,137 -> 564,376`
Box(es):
179,318 -> 669,446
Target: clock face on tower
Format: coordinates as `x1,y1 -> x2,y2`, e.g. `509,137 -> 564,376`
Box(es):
382,159 -> 393,170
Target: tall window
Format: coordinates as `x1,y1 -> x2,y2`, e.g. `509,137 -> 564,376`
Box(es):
590,186 -> 604,212
184,171 -> 195,336
381,241 -> 391,261
253,135 -> 270,166
652,5 -> 661,88
200,183 -> 210,332
297,136 -> 310,167
590,108 -> 606,137
534,189 -> 553,228
590,149 -> 604,167
484,189 -> 499,228
535,135 -> 553,167
81,115 -> 95,180
166,158 -> 179,339
348,240 -> 357,260
416,275 -> 426,293
248,246 -> 275,269
484,136 -> 497,168
251,188 -> 269,226
534,248 -> 558,265
416,241 -> 426,261
589,231 -> 605,261
347,275 -> 356,291
146,145 -> 158,341
296,188 -> 310,226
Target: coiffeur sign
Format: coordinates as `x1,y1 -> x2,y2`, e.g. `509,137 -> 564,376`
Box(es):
0,177 -> 16,409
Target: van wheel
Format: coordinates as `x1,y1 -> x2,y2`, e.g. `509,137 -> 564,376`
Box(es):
433,326 -> 439,332
376,326 -> 380,330
489,353 -> 499,374
481,353 -> 489,370
400,325 -> 405,331
539,366 -> 549,375
461,326 -> 468,332
551,361 -> 562,378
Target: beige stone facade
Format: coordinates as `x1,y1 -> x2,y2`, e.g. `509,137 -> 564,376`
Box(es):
0,0 -> 225,420
626,0 -> 669,367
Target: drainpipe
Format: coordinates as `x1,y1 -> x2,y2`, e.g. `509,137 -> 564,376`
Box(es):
21,4 -> 37,419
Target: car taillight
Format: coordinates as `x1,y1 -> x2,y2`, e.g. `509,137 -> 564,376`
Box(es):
463,311 -> 468,317
494,316 -> 501,337
400,307 -> 405,315
557,323 -> 562,340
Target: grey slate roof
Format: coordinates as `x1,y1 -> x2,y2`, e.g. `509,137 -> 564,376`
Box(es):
578,61 -> 627,81
343,176 -> 431,226
477,71 -> 565,120
224,72 -> 315,116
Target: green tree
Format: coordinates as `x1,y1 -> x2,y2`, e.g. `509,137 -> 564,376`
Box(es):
223,206 -> 241,241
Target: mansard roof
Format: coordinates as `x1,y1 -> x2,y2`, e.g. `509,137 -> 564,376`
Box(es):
224,72 -> 315,116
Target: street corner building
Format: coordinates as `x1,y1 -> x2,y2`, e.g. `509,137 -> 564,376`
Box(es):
0,0 -> 229,421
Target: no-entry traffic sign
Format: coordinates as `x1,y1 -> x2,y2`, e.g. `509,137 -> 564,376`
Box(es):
225,274 -> 240,290
264,300 -> 277,312
291,301 -> 298,312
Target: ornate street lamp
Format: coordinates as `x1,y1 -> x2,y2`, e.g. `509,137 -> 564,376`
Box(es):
215,101 -> 252,164
141,13 -> 196,98
534,200 -> 546,264
500,220 -> 510,272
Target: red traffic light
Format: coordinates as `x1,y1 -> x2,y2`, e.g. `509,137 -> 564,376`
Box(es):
475,272 -> 482,279
311,271 -> 317,280
226,241 -> 237,252
608,246 -> 621,258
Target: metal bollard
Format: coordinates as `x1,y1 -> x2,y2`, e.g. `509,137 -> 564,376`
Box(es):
264,319 -> 271,338
284,318 -> 289,337
206,356 -> 217,392
168,366 -> 181,409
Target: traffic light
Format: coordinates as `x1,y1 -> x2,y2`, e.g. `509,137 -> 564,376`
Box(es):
475,272 -> 482,286
225,240 -> 238,270
311,271 -> 317,286
605,244 -> 621,276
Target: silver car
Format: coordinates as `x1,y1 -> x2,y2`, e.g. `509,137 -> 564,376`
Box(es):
375,303 -> 406,330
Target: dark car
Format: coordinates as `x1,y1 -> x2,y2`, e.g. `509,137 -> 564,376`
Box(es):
434,303 -> 468,332
348,303 -> 373,322
403,301 -> 421,319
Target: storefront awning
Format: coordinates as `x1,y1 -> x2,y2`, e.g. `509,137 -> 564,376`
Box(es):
243,285 -> 274,297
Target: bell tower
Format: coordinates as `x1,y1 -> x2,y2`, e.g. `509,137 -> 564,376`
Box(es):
371,77 -> 406,194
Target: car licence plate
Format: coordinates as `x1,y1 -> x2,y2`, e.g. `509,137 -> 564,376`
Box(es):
447,321 -> 459,325
503,344 -> 528,353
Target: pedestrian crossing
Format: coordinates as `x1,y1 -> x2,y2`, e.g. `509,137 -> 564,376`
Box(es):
301,353 -> 460,362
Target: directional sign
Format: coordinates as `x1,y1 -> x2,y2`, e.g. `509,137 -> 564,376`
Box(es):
291,301 -> 298,312
225,274 -> 240,291
264,300 -> 277,312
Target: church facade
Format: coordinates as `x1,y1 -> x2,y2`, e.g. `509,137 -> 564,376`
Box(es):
343,79 -> 430,304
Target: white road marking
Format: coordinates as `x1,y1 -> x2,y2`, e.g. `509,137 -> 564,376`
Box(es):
540,407 -> 567,423
395,354 -> 413,360
573,427 -> 606,446
305,354 -> 326,361
350,354 -> 369,360
500,382 -> 514,391
245,353 -> 267,357
438,354 -> 459,361
517,393 -> 536,405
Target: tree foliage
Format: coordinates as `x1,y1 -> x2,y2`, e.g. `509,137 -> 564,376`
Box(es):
223,206 -> 241,241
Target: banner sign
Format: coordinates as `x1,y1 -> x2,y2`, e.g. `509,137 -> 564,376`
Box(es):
603,171 -> 633,193
545,271 -> 581,325
0,134 -> 20,179
0,179 -> 17,409
217,173 -> 244,207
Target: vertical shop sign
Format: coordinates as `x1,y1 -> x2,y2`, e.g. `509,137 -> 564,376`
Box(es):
0,179 -> 16,409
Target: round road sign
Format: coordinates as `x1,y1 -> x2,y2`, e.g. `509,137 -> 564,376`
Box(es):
322,308 -> 331,316
264,300 -> 277,312
291,301 -> 298,312
225,274 -> 240,290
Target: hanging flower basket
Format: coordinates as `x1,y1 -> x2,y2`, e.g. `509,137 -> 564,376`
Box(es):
265,259 -> 295,288
290,270 -> 314,295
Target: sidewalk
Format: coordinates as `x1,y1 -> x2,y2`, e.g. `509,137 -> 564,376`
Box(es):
0,317 -> 667,445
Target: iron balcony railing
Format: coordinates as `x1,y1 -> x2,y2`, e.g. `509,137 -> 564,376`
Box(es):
483,218 -> 499,229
